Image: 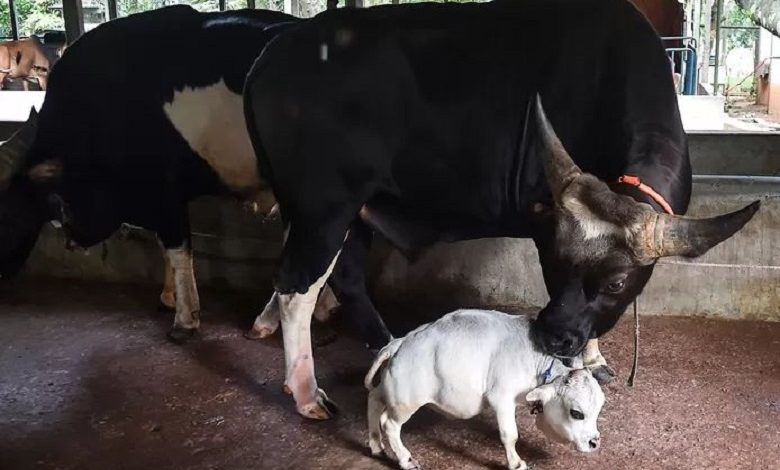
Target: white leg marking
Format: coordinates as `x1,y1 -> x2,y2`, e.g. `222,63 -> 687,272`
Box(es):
278,250 -> 342,419
163,79 -> 262,194
249,292 -> 281,338
583,338 -> 607,368
313,284 -> 340,323
166,247 -> 200,330
159,245 -> 176,310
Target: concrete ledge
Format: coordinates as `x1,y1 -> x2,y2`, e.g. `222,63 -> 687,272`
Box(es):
20,176 -> 780,321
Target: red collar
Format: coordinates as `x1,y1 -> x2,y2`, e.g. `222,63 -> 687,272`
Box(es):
617,175 -> 674,215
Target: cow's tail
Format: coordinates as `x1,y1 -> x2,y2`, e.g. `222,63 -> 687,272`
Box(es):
364,338 -> 403,391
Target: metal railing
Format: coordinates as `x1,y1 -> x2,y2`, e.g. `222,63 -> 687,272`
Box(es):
662,36 -> 698,95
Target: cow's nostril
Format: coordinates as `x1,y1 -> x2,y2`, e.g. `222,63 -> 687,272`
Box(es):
589,438 -> 600,449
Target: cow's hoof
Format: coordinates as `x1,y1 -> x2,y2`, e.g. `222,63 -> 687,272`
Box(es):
590,365 -> 617,385
297,389 -> 339,420
167,327 -> 197,344
244,324 -> 277,340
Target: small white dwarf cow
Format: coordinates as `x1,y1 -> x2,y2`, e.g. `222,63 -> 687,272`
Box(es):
365,309 -> 605,470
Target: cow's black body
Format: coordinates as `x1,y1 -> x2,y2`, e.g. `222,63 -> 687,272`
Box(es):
28,6 -> 293,249
246,0 -> 690,352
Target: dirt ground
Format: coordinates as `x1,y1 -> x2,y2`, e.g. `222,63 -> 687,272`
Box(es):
1,279 -> 779,470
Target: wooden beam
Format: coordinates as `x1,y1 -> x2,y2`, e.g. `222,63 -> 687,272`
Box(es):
8,0 -> 19,40
107,0 -> 118,20
62,0 -> 85,43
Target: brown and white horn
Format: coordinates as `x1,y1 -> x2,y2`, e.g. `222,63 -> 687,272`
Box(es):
641,200 -> 760,259
533,94 -> 582,204
0,107 -> 39,190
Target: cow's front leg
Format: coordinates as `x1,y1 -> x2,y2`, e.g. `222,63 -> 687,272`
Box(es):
277,245 -> 343,419
165,246 -> 201,343
583,339 -> 615,384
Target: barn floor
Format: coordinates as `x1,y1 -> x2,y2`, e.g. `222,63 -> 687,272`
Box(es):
1,279 -> 779,470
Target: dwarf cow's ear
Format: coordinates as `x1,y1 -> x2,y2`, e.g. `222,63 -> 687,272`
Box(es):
526,383 -> 556,405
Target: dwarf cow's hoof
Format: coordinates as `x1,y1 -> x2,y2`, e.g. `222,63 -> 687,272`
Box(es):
590,364 -> 617,385
167,326 -> 197,344
297,389 -> 339,420
402,457 -> 423,470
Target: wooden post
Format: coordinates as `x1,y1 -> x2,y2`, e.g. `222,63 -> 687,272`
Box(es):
247,0 -> 256,8
107,0 -> 118,20
327,0 -> 338,9
8,0 -> 19,40
219,0 -> 227,11
62,0 -> 85,44
345,0 -> 363,7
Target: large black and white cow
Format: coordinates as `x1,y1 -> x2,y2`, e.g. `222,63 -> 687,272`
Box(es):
0,6 -> 393,347
244,0 -> 759,419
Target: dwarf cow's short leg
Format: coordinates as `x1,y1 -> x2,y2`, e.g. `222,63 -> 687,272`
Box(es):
383,407 -> 421,470
367,387 -> 386,457
583,338 -> 616,384
328,219 -> 392,351
493,400 -> 527,470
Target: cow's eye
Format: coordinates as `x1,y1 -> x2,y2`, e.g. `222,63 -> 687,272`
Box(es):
570,409 -> 585,420
606,279 -> 625,293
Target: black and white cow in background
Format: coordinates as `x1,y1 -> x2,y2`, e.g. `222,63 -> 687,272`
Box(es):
0,5 -> 392,348
244,0 -> 759,419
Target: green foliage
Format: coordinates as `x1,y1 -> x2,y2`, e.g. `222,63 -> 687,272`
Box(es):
0,0 -> 64,38
723,0 -> 758,49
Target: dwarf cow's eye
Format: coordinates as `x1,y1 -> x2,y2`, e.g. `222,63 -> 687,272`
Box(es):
606,279 -> 625,293
570,409 -> 585,420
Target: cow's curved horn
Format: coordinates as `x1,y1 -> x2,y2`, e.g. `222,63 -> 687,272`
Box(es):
0,107 -> 39,190
534,94 -> 582,203
645,200 -> 760,258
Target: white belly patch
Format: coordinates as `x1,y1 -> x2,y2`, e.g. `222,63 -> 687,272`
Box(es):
163,79 -> 260,193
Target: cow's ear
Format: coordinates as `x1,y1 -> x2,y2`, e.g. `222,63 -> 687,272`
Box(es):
526,383 -> 556,405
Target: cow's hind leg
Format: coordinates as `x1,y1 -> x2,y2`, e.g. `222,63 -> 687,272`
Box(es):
246,284 -> 340,340
157,240 -> 176,312
163,245 -> 201,343
583,338 -> 616,384
328,219 -> 392,351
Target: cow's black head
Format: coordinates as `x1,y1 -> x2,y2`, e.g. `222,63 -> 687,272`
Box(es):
0,108 -> 51,280
528,96 -> 760,358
